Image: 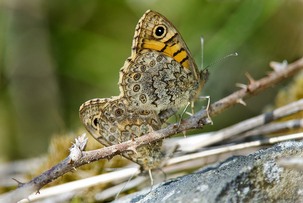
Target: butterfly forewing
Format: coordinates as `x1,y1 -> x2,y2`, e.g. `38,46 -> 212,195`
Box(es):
119,10 -> 206,119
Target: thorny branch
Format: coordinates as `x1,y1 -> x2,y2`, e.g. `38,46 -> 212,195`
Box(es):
1,57 -> 303,202
193,98 -> 303,149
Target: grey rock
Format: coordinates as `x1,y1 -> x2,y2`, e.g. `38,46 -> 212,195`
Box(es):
114,141 -> 303,203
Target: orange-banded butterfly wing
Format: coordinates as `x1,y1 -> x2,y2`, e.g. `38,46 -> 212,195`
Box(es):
131,10 -> 200,80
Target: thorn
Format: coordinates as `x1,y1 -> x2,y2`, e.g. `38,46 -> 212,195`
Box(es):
236,83 -> 247,89
270,60 -> 288,72
107,154 -> 116,161
12,178 -> 24,187
129,147 -> 138,154
74,133 -> 88,151
245,72 -> 256,85
68,159 -> 74,164
69,133 -> 88,162
69,144 -> 83,162
236,99 -> 247,106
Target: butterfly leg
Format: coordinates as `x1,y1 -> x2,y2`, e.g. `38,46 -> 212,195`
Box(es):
178,102 -> 191,126
148,169 -> 154,187
197,95 -> 213,125
145,169 -> 154,195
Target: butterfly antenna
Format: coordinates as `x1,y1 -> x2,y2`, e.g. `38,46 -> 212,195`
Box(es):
205,52 -> 238,69
200,36 -> 204,69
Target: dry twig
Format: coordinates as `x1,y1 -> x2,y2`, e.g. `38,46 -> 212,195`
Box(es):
240,119 -> 303,139
191,99 -> 303,149
17,131 -> 303,202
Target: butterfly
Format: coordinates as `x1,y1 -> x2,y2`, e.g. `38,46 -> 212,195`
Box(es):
79,10 -> 208,172
119,10 -> 208,120
79,96 -> 164,170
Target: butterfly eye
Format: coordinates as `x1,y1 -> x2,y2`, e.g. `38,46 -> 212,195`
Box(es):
153,25 -> 167,39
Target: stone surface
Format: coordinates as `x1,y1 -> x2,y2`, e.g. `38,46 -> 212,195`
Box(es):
114,141 -> 303,203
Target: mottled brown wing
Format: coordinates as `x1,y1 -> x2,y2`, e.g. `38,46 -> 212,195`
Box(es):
79,96 -> 164,170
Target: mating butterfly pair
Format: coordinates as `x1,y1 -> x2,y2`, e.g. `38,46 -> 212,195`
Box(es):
79,10 -> 208,170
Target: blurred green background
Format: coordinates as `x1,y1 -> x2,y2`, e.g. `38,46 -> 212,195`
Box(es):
0,0 -> 303,160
